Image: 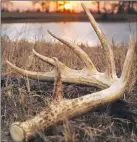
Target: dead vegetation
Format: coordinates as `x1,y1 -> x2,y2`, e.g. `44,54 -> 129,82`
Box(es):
1,36 -> 137,142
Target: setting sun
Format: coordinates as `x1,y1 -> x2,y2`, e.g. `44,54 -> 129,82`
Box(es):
64,3 -> 72,10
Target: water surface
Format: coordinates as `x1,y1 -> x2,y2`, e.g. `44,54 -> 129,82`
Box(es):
2,22 -> 137,46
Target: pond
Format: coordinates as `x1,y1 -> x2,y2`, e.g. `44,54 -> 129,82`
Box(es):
2,22 -> 137,46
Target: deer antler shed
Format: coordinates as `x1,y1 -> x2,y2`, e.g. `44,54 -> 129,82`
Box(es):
6,3 -> 135,142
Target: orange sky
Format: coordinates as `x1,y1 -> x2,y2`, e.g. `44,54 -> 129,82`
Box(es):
2,1 -> 119,13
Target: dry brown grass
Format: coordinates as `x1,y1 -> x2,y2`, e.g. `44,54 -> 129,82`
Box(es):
1,36 -> 137,142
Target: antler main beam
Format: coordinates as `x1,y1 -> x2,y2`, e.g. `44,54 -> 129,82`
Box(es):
7,3 -> 135,142
9,80 -> 125,142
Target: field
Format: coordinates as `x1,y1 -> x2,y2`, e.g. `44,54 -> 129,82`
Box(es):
1,36 -> 137,142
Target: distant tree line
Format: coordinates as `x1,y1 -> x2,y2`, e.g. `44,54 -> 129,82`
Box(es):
113,1 -> 137,14
96,1 -> 137,14
1,1 -> 137,14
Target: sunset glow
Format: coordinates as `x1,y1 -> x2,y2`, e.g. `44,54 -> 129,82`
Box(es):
64,3 -> 72,11
1,1 -> 105,12
2,1 -> 137,13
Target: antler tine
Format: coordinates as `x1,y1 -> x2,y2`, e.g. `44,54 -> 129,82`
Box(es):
33,49 -> 66,68
5,60 -> 110,88
6,60 -> 55,81
81,3 -> 116,78
53,57 -> 63,101
48,30 -> 97,73
121,34 -> 135,84
33,49 -> 55,66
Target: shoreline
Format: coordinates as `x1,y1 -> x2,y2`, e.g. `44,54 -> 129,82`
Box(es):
2,12 -> 137,23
